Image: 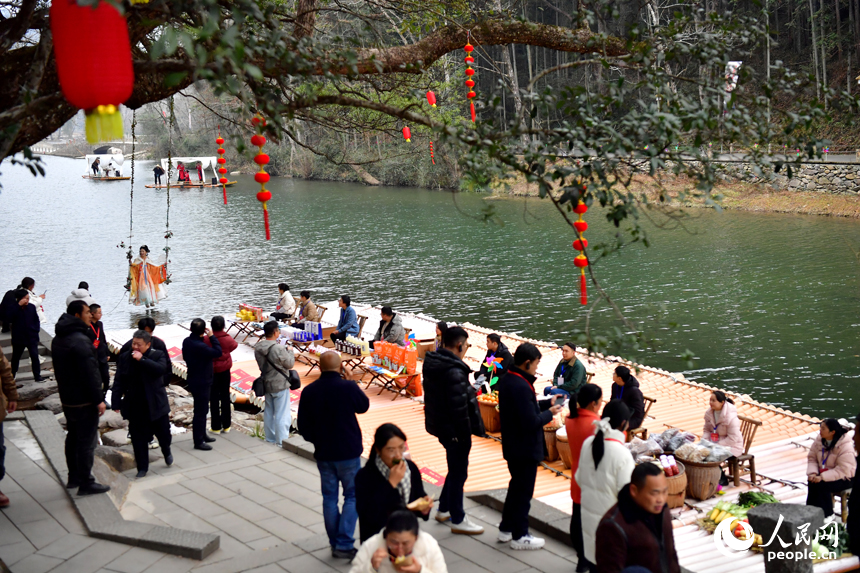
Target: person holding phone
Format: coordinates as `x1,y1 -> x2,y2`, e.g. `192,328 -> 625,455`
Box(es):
496,343 -> 563,550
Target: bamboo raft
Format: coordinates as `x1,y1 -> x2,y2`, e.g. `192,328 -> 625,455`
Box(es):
144,180 -> 238,189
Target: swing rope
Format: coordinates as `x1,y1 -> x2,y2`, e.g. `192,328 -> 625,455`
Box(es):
121,110 -> 136,293
163,97 -> 173,285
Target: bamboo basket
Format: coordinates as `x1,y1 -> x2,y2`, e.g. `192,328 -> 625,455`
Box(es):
666,460 -> 687,509
478,401 -> 501,433
557,431 -> 572,469
544,426 -> 560,462
678,457 -> 721,501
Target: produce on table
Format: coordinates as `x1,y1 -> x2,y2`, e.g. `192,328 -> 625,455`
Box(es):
737,491 -> 779,508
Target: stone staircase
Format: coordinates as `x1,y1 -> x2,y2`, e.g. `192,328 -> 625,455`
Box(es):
1,328 -> 57,408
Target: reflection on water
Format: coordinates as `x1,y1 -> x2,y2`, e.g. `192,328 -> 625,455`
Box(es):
2,155 -> 859,416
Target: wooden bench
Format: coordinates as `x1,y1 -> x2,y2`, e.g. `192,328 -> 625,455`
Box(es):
727,415 -> 763,487
832,490 -> 851,523
627,396 -> 657,442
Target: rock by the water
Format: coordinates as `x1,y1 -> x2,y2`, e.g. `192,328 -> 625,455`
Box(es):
170,396 -> 193,409
168,384 -> 190,397
34,393 -> 63,414
95,445 -> 137,472
102,429 -> 130,447
98,410 -> 128,430
749,503 -> 824,573
16,379 -> 58,402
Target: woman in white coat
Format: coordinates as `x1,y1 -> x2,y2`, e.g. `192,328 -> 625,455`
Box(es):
575,399 -> 634,567
351,510 -> 447,573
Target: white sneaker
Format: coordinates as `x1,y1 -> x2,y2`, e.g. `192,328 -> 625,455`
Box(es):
497,530 -> 513,543
511,534 -> 545,550
434,511 -> 451,524
450,517 -> 484,535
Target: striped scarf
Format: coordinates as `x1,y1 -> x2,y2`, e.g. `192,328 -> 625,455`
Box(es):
375,455 -> 411,505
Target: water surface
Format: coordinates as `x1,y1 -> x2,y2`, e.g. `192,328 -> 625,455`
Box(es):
2,155 -> 859,417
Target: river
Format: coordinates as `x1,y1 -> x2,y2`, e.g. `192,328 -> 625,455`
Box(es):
1,155 -> 859,417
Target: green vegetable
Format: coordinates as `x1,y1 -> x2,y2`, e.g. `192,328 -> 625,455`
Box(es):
737,492 -> 780,508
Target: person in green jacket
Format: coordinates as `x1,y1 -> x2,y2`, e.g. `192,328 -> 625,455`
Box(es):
543,342 -> 587,400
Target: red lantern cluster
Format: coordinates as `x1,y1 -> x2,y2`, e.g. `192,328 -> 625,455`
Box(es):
50,0 -> 134,143
426,90 -> 437,165
464,40 -> 476,122
251,115 -> 271,240
571,187 -> 589,305
216,129 -> 228,204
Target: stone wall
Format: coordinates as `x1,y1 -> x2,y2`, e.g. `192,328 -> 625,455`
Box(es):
722,161 -> 860,194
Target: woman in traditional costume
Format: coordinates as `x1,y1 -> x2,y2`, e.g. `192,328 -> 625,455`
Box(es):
129,245 -> 167,308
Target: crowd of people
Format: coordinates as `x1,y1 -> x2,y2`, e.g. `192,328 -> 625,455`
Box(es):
5,281 -> 860,573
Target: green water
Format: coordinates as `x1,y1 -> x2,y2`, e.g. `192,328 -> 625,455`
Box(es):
2,155 -> 859,417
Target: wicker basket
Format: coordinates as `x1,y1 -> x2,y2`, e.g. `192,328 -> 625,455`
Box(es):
666,460 -> 687,509
544,426 -> 560,462
478,401 -> 501,433
557,431 -> 572,469
678,457 -> 722,501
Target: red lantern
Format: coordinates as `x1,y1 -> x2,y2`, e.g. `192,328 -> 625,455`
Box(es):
571,196 -> 589,305
252,114 -> 271,240
215,127 -> 228,204
402,126 -> 411,142
50,0 -> 134,143
426,91 -> 437,107
463,38 -> 477,122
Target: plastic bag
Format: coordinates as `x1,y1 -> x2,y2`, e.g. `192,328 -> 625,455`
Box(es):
674,443 -> 710,463
654,428 -> 679,450
700,439 -> 734,463
667,431 -> 697,452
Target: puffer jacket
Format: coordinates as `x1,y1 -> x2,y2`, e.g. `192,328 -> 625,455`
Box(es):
702,400 -> 744,457
575,418 -> 636,563
297,299 -> 319,322
423,349 -> 484,441
0,347 -> 18,422
65,288 -> 95,308
807,433 -> 857,482
212,330 -> 239,373
52,313 -> 102,407
254,339 -> 295,394
611,376 -> 645,430
372,314 -> 406,347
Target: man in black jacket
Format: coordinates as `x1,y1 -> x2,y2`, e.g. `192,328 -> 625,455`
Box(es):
52,301 -> 109,495
182,318 -> 222,450
119,317 -> 172,388
113,330 -> 173,478
595,463 -> 678,573
298,351 -> 370,560
422,326 -> 485,535
497,343 -> 562,550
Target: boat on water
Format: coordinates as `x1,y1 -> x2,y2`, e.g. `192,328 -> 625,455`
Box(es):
145,156 -> 238,188
81,151 -> 130,181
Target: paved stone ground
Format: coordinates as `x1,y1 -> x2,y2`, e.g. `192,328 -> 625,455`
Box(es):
0,418 -> 579,573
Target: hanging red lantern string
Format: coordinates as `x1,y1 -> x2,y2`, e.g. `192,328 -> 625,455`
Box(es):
216,128 -> 228,205
402,126 -> 411,142
426,90 -> 437,165
571,187 -> 589,305
464,35 -> 477,123
50,0 -> 134,143
251,115 -> 271,240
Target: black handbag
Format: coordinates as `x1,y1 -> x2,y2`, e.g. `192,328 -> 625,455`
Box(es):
253,346 -> 299,395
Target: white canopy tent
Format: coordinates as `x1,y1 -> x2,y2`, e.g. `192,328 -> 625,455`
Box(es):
85,153 -> 125,177
160,157 -> 218,182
